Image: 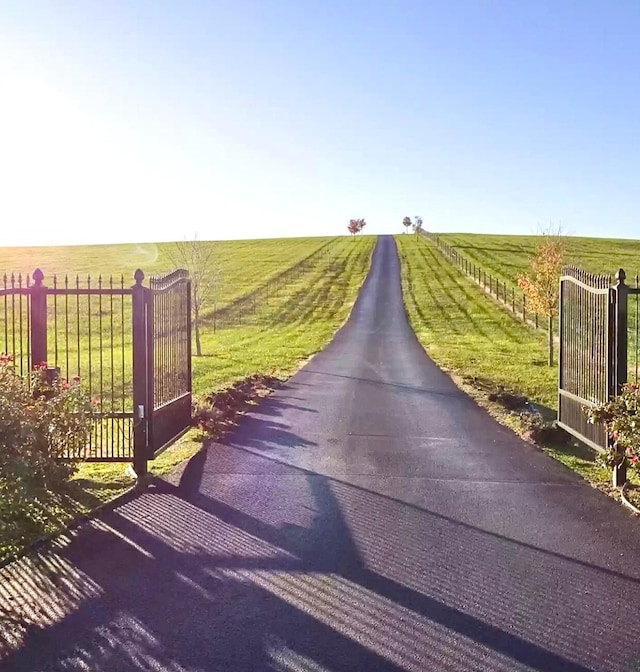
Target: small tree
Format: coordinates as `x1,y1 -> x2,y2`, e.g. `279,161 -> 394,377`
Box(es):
166,236 -> 219,357
516,229 -> 565,366
413,216 -> 423,235
348,218 -> 366,236
402,216 -> 412,234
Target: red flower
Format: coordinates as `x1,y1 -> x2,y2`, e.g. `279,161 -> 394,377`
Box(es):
631,456 -> 639,464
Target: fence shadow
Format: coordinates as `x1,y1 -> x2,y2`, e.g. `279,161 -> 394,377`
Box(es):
3,438 -> 638,671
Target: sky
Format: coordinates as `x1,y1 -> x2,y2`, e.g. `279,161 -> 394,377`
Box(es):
1,1 -> 640,246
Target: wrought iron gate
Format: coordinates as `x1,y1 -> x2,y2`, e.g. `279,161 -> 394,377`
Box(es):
133,269 -> 192,475
557,264 -> 639,455
557,267 -> 614,451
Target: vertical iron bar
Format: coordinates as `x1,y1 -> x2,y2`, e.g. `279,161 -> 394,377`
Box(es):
110,277 -> 115,458
3,274 -> 7,355
53,275 -> 58,368
87,275 -> 92,417
18,275 -> 24,375
613,269 -> 628,486
25,275 -> 31,374
65,276 -> 69,380
146,284 -> 155,458
99,275 -> 103,457
11,275 -> 16,371
132,269 -> 148,477
636,275 -> 639,384
30,269 -> 47,369
76,276 -> 81,376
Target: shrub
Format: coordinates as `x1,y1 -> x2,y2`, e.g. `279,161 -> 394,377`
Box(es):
585,383 -> 640,471
0,356 -> 95,552
518,411 -> 569,445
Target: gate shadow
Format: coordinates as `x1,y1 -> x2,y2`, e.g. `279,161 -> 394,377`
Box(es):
3,434 -> 634,671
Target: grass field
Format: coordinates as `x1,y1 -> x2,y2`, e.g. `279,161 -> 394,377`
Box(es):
395,234 -> 610,486
1,236 -> 337,310
438,232 -> 640,287
0,235 -> 376,562
396,235 -> 557,408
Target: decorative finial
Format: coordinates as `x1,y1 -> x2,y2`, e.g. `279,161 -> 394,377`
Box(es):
33,268 -> 44,285
134,269 -> 145,285
616,268 -> 626,285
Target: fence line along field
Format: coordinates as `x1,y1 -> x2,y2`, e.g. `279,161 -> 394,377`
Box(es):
437,232 -> 640,287
395,234 -> 557,409
430,231 -> 640,382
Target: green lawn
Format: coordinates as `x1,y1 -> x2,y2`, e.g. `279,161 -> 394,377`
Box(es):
395,234 -> 612,487
396,234 -> 557,408
1,236 -> 337,310
0,235 -> 376,562
438,232 -> 640,288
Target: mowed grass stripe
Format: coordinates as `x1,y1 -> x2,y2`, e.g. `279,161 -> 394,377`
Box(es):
194,236 -> 375,392
396,235 -> 557,409
0,236 -> 338,311
438,232 -> 640,287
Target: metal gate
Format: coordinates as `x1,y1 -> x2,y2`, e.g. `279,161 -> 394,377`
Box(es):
132,269 -> 192,474
558,266 -> 640,484
557,267 -> 614,451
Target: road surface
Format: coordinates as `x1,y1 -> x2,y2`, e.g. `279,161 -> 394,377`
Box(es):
3,235 -> 640,671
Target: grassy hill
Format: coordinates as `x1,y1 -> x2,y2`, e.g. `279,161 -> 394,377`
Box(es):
437,232 -> 640,287
0,236 -> 340,311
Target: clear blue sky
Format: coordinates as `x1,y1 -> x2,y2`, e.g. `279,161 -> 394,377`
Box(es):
1,1 -> 639,245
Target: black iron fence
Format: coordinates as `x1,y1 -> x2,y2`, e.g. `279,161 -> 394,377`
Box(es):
421,231 -> 547,332
0,268 -> 191,475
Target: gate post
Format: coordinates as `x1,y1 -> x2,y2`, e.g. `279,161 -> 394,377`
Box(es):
132,269 -> 148,478
30,269 -> 48,368
613,268 -> 628,486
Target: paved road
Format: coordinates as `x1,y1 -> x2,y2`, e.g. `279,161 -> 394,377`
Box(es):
4,235 -> 640,671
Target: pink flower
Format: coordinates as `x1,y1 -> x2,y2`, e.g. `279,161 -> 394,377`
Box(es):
92,397 -> 100,405
631,456 -> 639,464
72,375 -> 81,382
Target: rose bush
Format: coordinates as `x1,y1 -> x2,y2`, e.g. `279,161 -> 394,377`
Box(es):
0,356 -> 95,554
586,383 -> 640,472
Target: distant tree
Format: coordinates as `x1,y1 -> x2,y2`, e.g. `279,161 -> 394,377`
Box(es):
413,216 -> 424,235
402,216 -> 412,234
348,218 -> 366,236
166,236 -> 220,357
516,226 -> 565,366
